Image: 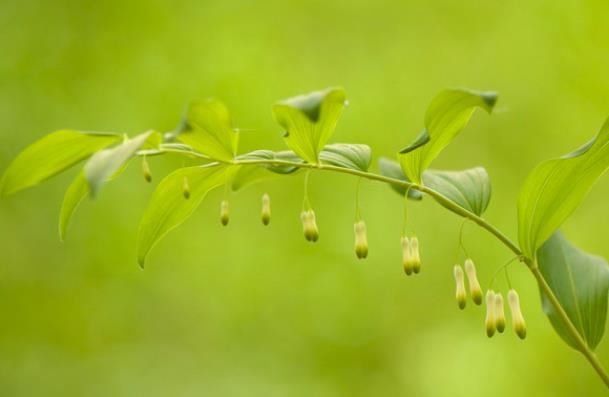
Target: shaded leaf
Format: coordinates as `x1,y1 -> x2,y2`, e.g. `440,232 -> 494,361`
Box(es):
84,131 -> 153,198
59,162 -> 132,241
423,167 -> 491,216
0,130 -> 121,196
518,118 -> 609,258
273,87 -> 346,163
319,143 -> 371,171
238,150 -> 303,174
537,232 -> 609,351
175,99 -> 239,161
137,164 -> 232,266
377,157 -> 422,200
398,89 -> 497,184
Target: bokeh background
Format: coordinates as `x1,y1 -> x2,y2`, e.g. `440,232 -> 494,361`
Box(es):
2,0 -> 609,396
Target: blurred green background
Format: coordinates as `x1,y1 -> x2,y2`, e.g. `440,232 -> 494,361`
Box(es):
2,0 -> 609,395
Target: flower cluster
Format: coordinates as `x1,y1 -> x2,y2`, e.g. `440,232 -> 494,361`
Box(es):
454,259 -> 526,339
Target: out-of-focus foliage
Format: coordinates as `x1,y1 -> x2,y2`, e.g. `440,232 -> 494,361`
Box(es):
2,0 -> 609,396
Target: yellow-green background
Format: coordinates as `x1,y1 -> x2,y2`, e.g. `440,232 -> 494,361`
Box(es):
2,0 -> 609,395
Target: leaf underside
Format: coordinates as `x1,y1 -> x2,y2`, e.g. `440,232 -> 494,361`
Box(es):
537,232 -> 609,351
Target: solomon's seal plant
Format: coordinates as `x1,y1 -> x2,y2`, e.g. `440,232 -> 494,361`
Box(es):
3,87 -> 609,388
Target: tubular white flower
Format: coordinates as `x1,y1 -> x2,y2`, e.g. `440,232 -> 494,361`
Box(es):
182,176 -> 190,199
220,200 -> 230,226
354,220 -> 368,259
401,236 -> 413,275
485,290 -> 496,337
261,193 -> 271,225
453,265 -> 467,310
464,259 -> 483,305
142,157 -> 152,183
301,210 -> 319,242
508,289 -> 526,339
410,237 -> 421,274
494,292 -> 506,333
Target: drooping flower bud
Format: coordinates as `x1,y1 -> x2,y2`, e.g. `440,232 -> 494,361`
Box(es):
353,220 -> 368,259
464,259 -> 483,305
401,236 -> 413,275
182,176 -> 190,199
494,292 -> 506,333
485,290 -> 496,337
220,200 -> 230,226
453,265 -> 467,310
142,157 -> 152,183
301,210 -> 319,242
508,289 -> 526,339
261,193 -> 271,226
410,237 -> 421,274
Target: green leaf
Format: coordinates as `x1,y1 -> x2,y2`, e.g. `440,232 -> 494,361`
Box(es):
518,118 -> 609,258
398,89 -> 497,184
272,87 -> 346,163
378,158 -> 491,214
137,164 -> 231,266
537,232 -> 609,351
84,131 -> 153,198
58,171 -> 89,242
423,167 -> 491,216
175,99 -> 239,162
377,157 -> 422,200
59,162 -> 132,241
319,143 -> 371,171
237,150 -> 303,174
0,130 -> 121,196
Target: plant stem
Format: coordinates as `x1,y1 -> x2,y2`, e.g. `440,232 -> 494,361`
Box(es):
233,157 -> 609,388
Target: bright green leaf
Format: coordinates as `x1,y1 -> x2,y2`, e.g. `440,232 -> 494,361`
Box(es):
272,87 -> 346,163
84,131 -> 153,198
319,143 -> 371,171
537,232 -> 609,351
0,130 -> 121,196
137,164 -> 232,266
423,167 -> 491,216
518,118 -> 609,258
175,99 -> 238,162
398,89 -> 497,184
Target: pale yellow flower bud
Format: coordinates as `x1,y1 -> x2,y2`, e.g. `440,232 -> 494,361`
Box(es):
508,289 -> 526,339
142,157 -> 152,183
401,236 -> 413,275
182,176 -> 190,199
453,265 -> 467,310
301,210 -> 319,242
220,200 -> 230,226
354,220 -> 368,259
485,290 -> 496,337
410,237 -> 421,274
464,259 -> 483,305
494,292 -> 506,333
261,193 -> 271,225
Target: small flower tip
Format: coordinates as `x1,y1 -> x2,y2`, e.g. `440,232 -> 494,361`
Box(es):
220,200 -> 230,226
301,210 -> 319,242
494,292 -> 506,333
182,176 -> 190,199
401,236 -> 413,276
261,193 -> 271,226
